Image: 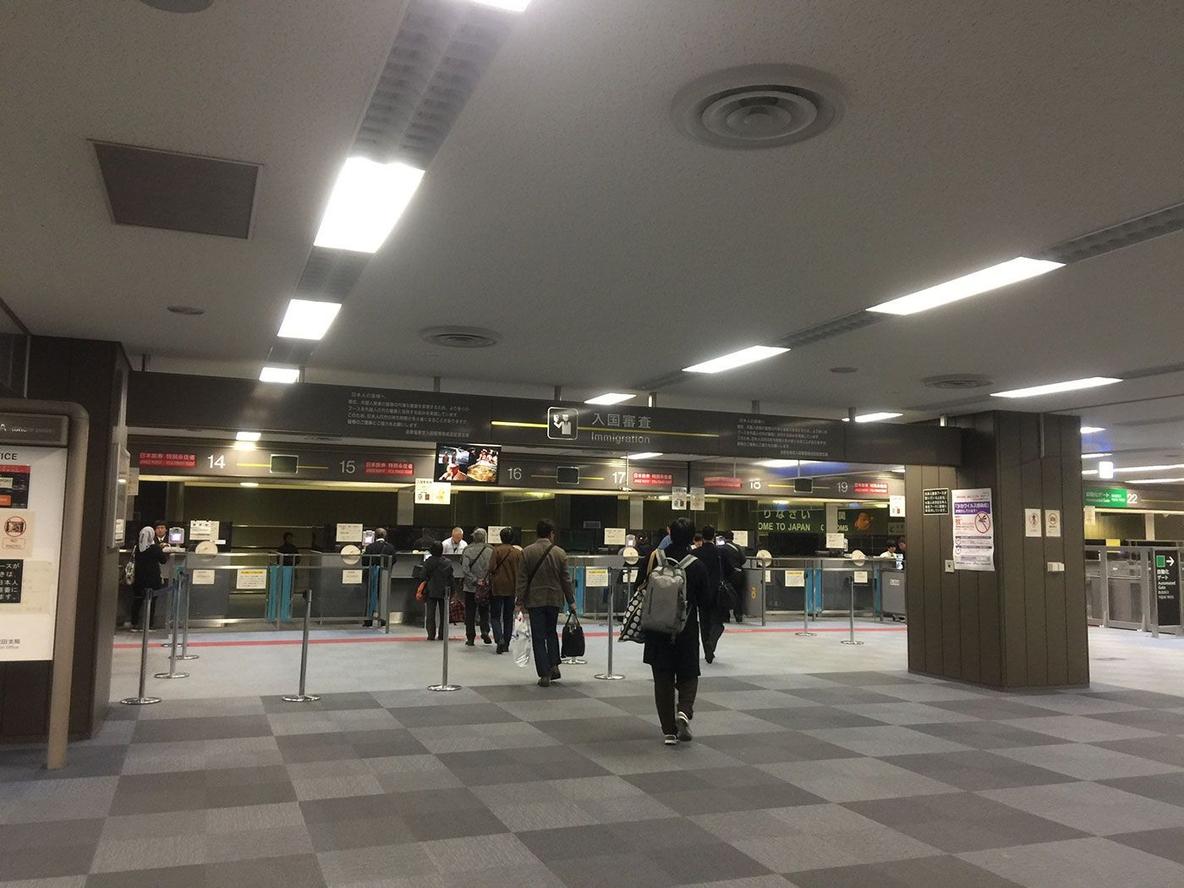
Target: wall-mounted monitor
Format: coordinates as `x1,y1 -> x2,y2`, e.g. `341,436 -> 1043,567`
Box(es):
435,443 -> 500,484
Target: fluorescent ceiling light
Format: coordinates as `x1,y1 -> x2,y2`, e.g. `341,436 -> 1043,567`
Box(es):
867,257 -> 1064,316
471,0 -> 532,10
628,452 -> 663,460
239,482 -> 259,488
1125,477 -> 1184,484
233,441 -> 256,451
757,459 -> 800,468
259,365 -> 300,384
991,377 -> 1121,399
1080,426 -> 1106,434
1115,463 -> 1184,474
1081,470 -> 1098,476
1081,452 -> 1111,459
278,298 -> 341,340
314,157 -> 425,253
845,412 -> 903,423
891,466 -> 906,473
1098,460 -> 1115,480
236,431 -> 261,442
683,345 -> 788,374
585,392 -> 635,405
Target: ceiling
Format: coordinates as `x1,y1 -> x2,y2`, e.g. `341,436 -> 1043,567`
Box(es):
3,0 -> 1184,465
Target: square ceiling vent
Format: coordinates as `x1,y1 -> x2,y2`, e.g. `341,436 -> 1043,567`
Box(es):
93,141 -> 259,239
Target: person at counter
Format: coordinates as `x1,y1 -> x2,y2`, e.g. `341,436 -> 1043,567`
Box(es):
419,542 -> 454,641
720,530 -> 746,623
879,540 -> 898,558
131,523 -> 169,630
442,527 -> 467,555
363,529 -> 397,628
488,527 -> 522,654
515,520 -> 576,688
277,532 -> 300,566
460,528 -> 493,646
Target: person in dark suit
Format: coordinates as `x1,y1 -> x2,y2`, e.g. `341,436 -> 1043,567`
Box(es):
132,522 -> 168,630
692,525 -> 727,664
636,517 -> 708,745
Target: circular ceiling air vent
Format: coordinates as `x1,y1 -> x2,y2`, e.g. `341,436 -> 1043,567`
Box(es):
166,304 -> 205,316
420,327 -> 500,349
673,64 -> 844,150
923,374 -> 994,390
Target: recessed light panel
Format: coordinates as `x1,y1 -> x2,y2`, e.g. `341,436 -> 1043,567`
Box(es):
585,393 -> 635,405
260,366 -> 300,384
867,257 -> 1063,316
991,377 -> 1121,399
278,299 -> 341,340
314,157 -> 425,253
683,346 -> 788,374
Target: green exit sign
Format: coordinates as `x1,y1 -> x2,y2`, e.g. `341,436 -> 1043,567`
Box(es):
1084,487 -> 1130,508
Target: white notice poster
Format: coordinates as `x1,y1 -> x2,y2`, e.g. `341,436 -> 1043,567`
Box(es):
487,526 -> 507,544
825,532 -> 848,551
732,530 -> 749,547
1025,508 -> 1042,538
953,487 -> 995,571
671,487 -> 688,510
191,569 -> 216,585
414,478 -> 452,505
336,523 -> 364,544
189,519 -> 220,542
889,495 -> 906,518
585,567 -> 609,588
785,569 -> 805,587
236,568 -> 268,590
341,569 -> 363,584
1045,509 -> 1061,538
853,570 -> 869,585
603,527 -> 626,546
689,487 -> 706,511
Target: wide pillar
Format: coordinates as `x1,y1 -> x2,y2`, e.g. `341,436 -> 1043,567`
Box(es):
0,337 -> 129,742
904,411 -> 1088,689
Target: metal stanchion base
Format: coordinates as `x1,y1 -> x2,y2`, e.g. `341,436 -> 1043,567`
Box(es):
840,639 -> 865,646
282,693 -> 321,703
120,696 -> 161,705
795,631 -> 817,637
176,654 -> 199,661
427,684 -> 462,692
593,673 -> 625,681
561,657 -> 587,665
153,671 -> 189,679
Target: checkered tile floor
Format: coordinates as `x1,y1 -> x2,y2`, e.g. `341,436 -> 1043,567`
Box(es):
6,665 -> 1184,887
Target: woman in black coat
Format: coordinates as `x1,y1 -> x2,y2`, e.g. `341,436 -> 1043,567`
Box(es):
636,517 -> 707,745
132,523 -> 168,629
419,542 -> 454,641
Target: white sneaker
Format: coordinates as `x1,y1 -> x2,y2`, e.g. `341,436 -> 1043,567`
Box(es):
676,712 -> 693,742
663,734 -> 679,746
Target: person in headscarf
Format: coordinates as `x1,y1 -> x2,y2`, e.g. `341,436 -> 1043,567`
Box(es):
131,522 -> 168,629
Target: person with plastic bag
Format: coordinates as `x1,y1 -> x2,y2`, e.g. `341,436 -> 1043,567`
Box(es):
635,517 -> 708,745
460,528 -> 494,646
514,520 -> 576,687
419,542 -> 454,641
488,527 -> 522,654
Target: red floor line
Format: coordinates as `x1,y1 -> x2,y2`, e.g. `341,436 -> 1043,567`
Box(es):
111,624 -> 906,649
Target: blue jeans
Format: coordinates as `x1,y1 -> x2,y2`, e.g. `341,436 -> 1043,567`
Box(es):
490,597 -> 515,648
528,606 -> 560,678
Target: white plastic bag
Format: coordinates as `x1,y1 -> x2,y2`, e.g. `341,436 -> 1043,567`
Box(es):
510,612 -> 532,668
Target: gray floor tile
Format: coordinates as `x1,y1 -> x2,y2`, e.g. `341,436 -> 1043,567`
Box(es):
495,698 -> 632,722
131,714 -> 273,744
1092,708 -> 1184,733
787,687 -> 906,706
868,683 -> 991,703
908,720 -> 1069,750
0,778 -> 118,824
544,851 -> 677,888
1109,826 -> 1184,866
109,766 -> 295,815
960,836 -> 1184,888
316,842 -> 435,885
883,750 -> 1076,791
1001,714 -> 1161,743
744,706 -> 887,731
1099,772 -> 1184,808
762,757 -> 961,802
203,853 -> 327,888
1014,693 -> 1147,715
697,730 -> 858,764
261,692 -> 381,713
437,745 -> 608,786
88,832 -> 206,873
807,671 -> 918,687
994,742 -> 1183,780
925,697 -> 1072,721
84,863 -> 206,888
0,820 -> 102,881
469,683 -> 587,702
342,728 -> 429,759
803,725 -> 972,757
846,792 -> 1087,852
600,694 -> 727,717
982,781 -> 1184,836
571,738 -> 743,774
0,746 -> 126,782
1090,690 -> 1184,708
387,703 -> 522,728
534,715 -> 659,744
836,702 -> 982,725
789,854 -> 1024,888
648,839 -> 773,883
694,689 -> 818,711
693,677 -> 768,692
0,877 -> 87,888
408,723 -> 558,754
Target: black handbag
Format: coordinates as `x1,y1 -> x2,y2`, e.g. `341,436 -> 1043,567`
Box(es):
561,612 -> 585,658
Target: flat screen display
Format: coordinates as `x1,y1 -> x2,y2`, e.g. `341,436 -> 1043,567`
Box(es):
435,444 -> 500,484
270,454 -> 299,475
556,466 -> 580,485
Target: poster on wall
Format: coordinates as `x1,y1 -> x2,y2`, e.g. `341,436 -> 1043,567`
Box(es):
953,487 -> 995,571
689,487 -> 706,511
0,445 -> 68,662
671,487 -> 688,510
414,478 -> 452,505
189,519 -> 220,542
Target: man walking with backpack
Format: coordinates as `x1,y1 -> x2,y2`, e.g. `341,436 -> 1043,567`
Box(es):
636,517 -> 708,745
515,520 -> 576,687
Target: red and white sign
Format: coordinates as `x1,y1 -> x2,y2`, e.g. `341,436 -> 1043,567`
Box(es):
364,460 -> 415,477
702,475 -> 743,491
631,471 -> 673,489
853,481 -> 889,495
138,451 -> 197,469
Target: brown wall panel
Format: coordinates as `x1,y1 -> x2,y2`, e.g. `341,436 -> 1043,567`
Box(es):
1041,419 -> 1069,686
996,413 -> 1028,687
921,464 -> 945,674
1057,415 -> 1089,685
904,465 -> 926,672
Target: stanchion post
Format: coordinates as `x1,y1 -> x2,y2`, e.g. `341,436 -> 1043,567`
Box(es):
795,566 -> 816,637
283,591 -> 321,702
154,584 -> 189,679
122,592 -> 162,705
177,570 -> 198,661
760,570 -> 767,627
429,595 -> 462,692
841,575 -> 864,646
594,571 -> 625,681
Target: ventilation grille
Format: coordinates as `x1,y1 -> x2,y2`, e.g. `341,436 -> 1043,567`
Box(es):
923,374 -> 993,390
1041,200 -> 1184,264
295,248 -> 372,299
93,141 -> 259,239
775,311 -> 884,349
353,0 -> 515,168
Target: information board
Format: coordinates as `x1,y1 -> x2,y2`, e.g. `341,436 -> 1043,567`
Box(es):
953,488 -> 994,571
0,446 -> 68,661
923,487 -> 950,515
1154,551 -> 1180,627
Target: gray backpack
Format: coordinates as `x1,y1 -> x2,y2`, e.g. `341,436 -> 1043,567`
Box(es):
639,550 -> 696,638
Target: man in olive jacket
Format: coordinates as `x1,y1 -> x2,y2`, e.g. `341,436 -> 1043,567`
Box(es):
515,520 -> 576,687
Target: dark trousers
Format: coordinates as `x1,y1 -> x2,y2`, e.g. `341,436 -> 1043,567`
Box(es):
489,597 -> 515,648
464,591 -> 491,641
528,606 -> 560,678
652,667 -> 698,735
424,597 -> 447,639
699,604 -> 725,659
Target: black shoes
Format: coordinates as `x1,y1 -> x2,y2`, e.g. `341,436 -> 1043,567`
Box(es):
465,639 -> 475,647
676,712 -> 693,742
482,635 -> 492,645
550,668 -> 562,681
538,675 -> 551,687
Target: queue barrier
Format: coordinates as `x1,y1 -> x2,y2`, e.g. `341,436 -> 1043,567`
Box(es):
1086,544 -> 1183,638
